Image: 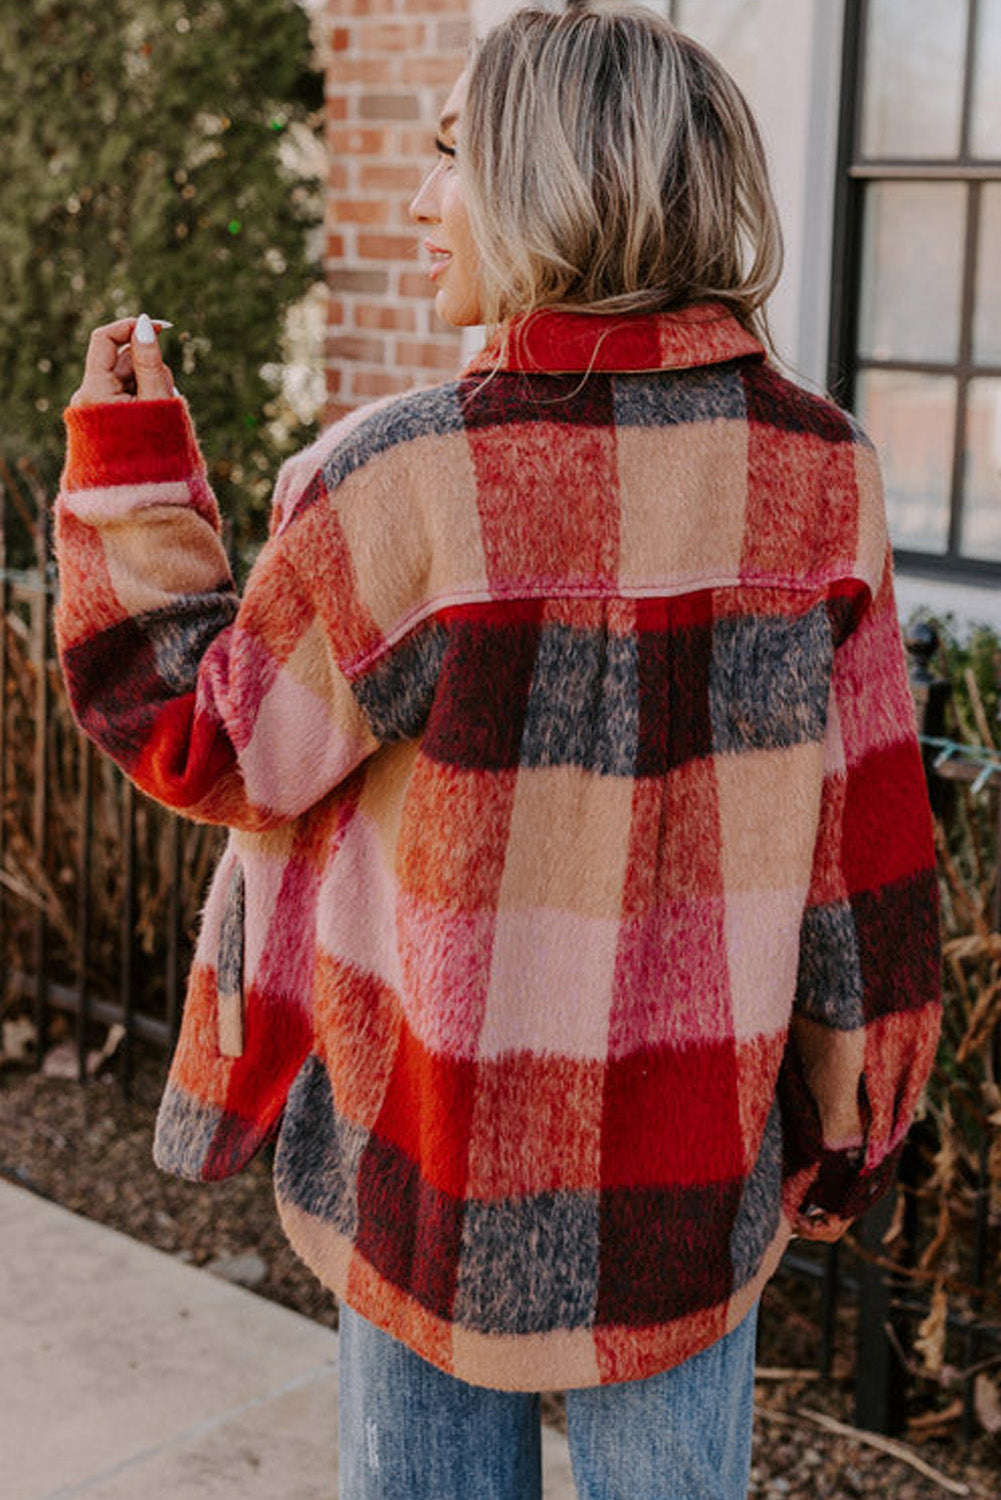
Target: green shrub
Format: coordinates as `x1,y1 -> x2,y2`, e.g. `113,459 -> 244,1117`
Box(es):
0,0 -> 324,566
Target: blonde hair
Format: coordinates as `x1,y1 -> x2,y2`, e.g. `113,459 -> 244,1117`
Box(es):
460,3 -> 782,346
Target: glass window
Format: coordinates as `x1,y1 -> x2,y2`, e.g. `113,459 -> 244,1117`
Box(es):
858,183 -> 966,363
856,371 -> 956,553
860,0 -> 968,159
962,380 -> 1001,560
975,185 -> 1001,366
836,0 -> 1001,573
971,0 -> 1001,158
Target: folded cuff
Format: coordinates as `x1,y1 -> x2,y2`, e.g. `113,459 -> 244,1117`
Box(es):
801,1137 -> 903,1222
62,398 -> 203,491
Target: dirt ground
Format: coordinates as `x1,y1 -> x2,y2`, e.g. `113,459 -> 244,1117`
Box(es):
2,1050 -> 999,1499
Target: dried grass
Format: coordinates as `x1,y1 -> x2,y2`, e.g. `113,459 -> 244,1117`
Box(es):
0,459 -> 223,1031
863,661 -> 1001,1421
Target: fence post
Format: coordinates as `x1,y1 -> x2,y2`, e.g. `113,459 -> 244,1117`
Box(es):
165,815 -> 183,1039
850,621 -> 953,1433
905,620 -> 952,817
0,477 -> 7,995
961,666 -> 1001,1440
75,739 -> 93,1084
31,512 -> 50,1065
120,777 -> 136,1097
854,1191 -> 908,1433
820,1241 -> 840,1378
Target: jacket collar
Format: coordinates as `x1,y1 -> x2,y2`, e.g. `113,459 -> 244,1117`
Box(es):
461,301 -> 765,377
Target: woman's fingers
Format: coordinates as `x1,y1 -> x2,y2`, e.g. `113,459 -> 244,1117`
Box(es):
69,315 -> 176,406
792,1211 -> 851,1243
70,319 -> 136,405
131,313 -> 175,400
113,346 -> 133,375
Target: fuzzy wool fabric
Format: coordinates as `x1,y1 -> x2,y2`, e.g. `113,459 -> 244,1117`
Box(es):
55,303 -> 941,1391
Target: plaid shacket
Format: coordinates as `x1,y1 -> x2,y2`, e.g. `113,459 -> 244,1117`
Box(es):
56,304 -> 941,1390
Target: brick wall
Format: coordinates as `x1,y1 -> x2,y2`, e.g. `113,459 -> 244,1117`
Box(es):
322,1 -> 473,420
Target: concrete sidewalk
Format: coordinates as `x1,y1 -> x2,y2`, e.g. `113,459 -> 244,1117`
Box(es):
0,1182 -> 577,1499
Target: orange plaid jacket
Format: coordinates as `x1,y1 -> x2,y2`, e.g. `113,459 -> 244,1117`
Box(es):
56,304 -> 941,1389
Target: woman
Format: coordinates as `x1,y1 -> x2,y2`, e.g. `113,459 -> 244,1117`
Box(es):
57,6 -> 941,1498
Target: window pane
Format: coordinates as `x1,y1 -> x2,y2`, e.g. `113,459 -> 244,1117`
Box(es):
861,0 -> 967,158
971,0 -> 1001,158
856,371 -> 955,553
962,379 -> 1001,560
975,186 -> 1001,365
858,183 -> 966,363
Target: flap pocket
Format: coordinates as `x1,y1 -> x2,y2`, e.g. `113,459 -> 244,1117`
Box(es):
217,862 -> 245,1058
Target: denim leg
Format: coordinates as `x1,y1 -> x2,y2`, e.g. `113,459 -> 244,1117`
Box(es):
337,1303 -> 542,1500
565,1303 -> 759,1500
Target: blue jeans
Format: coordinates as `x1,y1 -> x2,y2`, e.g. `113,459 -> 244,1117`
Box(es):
338,1301 -> 758,1499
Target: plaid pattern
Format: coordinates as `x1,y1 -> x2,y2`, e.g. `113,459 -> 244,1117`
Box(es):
56,303 -> 941,1390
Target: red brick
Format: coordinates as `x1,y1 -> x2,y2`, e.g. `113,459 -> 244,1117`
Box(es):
395,338 -> 462,372
405,0 -> 467,13
325,399 -> 357,423
393,127 -> 437,157
327,160 -> 350,192
325,94 -> 349,123
328,334 -> 385,364
327,299 -> 346,328
359,92 -> 422,122
358,21 -> 427,51
331,199 -> 389,226
330,57 -> 397,85
337,0 -> 395,14
329,127 -> 393,155
358,161 -> 423,194
330,26 -> 352,52
353,303 -> 419,333
389,200 -> 422,230
351,370 -> 415,399
324,233 -> 346,260
329,268 -> 390,294
437,19 -> 472,51
358,231 -> 419,261
326,367 -> 343,395
399,270 -> 435,300
400,56 -> 464,86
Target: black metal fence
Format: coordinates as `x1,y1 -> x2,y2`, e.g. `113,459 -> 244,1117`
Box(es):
2,464 -> 999,1440
0,460 -> 224,1089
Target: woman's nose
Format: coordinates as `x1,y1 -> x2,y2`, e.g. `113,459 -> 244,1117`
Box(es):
408,166 -> 440,223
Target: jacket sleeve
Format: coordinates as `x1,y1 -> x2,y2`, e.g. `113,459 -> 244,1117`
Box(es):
782,547 -> 942,1237
55,399 -> 379,829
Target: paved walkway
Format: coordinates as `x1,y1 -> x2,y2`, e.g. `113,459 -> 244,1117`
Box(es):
0,1181 -> 577,1499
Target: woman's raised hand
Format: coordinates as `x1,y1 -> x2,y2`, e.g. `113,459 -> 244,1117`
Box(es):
70,314 -> 176,407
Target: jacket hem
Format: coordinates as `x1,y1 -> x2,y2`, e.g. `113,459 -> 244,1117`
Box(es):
275,1192 -> 794,1392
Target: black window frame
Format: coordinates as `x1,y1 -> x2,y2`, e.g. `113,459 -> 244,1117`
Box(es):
829,0 -> 1001,584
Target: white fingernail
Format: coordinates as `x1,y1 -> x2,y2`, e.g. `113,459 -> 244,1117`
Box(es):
134,312 -> 156,344
172,384 -> 181,397
152,319 -> 174,330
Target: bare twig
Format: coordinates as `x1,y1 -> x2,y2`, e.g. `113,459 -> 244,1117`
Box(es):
841,1233 -> 1001,1312
0,456 -> 37,537
754,1405 -> 972,1496
935,819 -> 992,939
959,786 -> 991,912
963,667 -> 996,752
919,1199 -> 954,1275
0,866 -> 49,913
